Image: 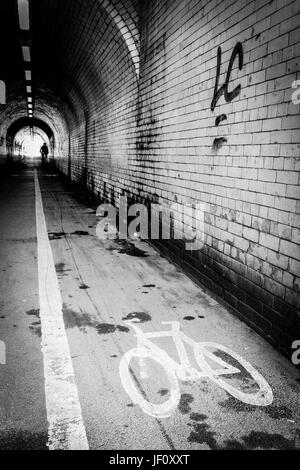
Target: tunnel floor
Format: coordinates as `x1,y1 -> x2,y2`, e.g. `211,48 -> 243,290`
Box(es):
0,165 -> 299,450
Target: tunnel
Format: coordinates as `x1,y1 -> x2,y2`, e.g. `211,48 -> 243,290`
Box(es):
7,117 -> 55,161
0,0 -> 299,452
0,0 -> 139,177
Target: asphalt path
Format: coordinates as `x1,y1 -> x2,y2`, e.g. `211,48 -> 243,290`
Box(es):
0,167 -> 299,450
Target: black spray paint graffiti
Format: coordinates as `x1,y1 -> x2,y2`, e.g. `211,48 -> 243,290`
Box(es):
211,42 -> 244,149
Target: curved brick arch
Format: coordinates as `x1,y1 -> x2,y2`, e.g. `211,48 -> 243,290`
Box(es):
99,0 -> 140,77
7,117 -> 54,142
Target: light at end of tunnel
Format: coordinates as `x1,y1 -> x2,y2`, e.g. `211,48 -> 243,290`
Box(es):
25,70 -> 32,81
18,0 -> 30,31
26,86 -> 32,93
18,133 -> 45,158
22,46 -> 31,62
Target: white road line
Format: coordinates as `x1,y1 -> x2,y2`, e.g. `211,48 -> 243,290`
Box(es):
34,170 -> 89,451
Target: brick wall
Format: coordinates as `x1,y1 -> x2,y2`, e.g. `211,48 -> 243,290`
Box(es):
52,0 -> 140,206
56,0 -> 300,357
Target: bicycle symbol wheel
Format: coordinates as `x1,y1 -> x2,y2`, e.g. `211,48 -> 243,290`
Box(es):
119,338 -> 273,418
194,342 -> 273,406
119,347 -> 181,418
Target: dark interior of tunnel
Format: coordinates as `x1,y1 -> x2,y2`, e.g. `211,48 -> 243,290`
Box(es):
0,0 -> 140,167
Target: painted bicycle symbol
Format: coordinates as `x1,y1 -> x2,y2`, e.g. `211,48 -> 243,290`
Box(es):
119,321 -> 273,418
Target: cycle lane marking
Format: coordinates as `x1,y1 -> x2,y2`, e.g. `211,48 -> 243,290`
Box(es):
119,322 -> 273,419
34,170 -> 89,450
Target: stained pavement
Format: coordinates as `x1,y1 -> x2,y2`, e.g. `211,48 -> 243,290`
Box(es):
0,165 -> 299,450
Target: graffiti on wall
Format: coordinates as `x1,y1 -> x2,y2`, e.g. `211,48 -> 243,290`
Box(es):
211,42 -> 244,149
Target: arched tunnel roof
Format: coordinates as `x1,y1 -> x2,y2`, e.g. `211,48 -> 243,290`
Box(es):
7,117 -> 54,141
0,0 -> 140,146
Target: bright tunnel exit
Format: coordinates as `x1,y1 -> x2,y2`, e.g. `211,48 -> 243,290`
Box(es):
21,134 -> 44,157
13,127 -> 50,160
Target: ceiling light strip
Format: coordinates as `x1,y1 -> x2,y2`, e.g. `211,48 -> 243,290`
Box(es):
18,0 -> 30,31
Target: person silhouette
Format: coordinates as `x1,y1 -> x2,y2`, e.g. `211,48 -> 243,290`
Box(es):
40,143 -> 49,163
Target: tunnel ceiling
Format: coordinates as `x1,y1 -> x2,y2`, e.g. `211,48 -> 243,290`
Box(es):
0,0 -> 140,147
7,117 -> 54,141
0,1 -> 23,88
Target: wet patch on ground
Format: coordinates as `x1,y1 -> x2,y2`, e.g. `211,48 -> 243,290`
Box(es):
96,323 -> 130,335
263,404 -> 294,420
234,431 -> 295,450
178,394 -> 194,414
0,430 -> 48,450
63,305 -> 96,331
26,309 -> 40,318
219,396 -> 258,413
187,414 -> 296,450
55,263 -> 72,276
71,231 -> 90,236
107,240 -> 149,258
221,438 -> 246,450
188,419 -> 218,449
158,389 -> 169,397
48,232 -> 66,240
79,284 -> 90,290
55,262 -> 66,273
190,413 -> 208,422
29,324 -> 42,337
49,231 -> 90,241
122,312 -> 152,323
62,306 -> 153,336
